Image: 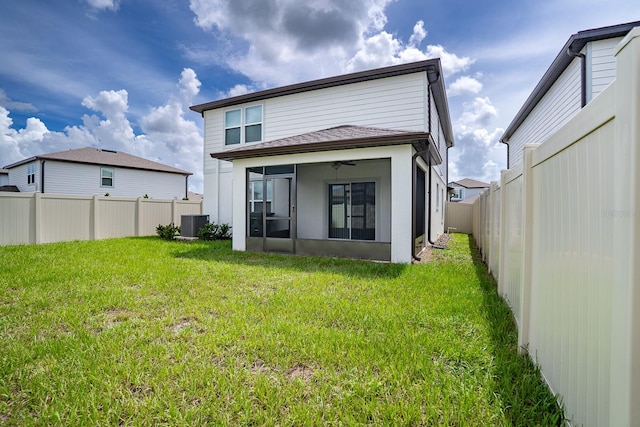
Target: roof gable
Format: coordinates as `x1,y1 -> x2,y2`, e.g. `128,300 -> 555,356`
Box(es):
4,147 -> 192,175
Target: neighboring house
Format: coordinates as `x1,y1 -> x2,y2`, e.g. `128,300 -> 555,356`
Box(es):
3,147 -> 192,199
190,60 -> 454,263
449,178 -> 490,202
0,168 -> 18,192
500,20 -> 640,168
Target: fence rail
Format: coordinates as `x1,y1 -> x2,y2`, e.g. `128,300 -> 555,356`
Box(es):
0,192 -> 202,245
461,29 -> 640,427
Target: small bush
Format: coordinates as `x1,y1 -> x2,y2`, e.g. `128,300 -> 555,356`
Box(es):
156,223 -> 181,240
197,222 -> 232,241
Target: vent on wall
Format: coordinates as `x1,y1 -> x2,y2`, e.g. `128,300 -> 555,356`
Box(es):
181,215 -> 209,237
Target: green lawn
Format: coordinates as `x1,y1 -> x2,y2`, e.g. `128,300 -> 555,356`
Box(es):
0,234 -> 563,426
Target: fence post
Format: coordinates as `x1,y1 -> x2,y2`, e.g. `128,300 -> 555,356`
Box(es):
136,197 -> 142,237
518,144 -> 536,355
488,181 -> 497,278
498,170 -> 508,296
610,27 -> 640,427
172,199 -> 178,225
34,192 -> 41,244
92,195 -> 99,240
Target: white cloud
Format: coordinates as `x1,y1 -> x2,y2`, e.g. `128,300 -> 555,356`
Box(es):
0,89 -> 37,113
223,84 -> 254,98
86,0 -> 119,11
0,69 -> 205,191
448,76 -> 483,96
408,20 -> 427,48
449,97 -> 506,183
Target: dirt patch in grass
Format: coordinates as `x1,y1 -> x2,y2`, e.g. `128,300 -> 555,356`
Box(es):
287,364 -> 314,382
415,233 -> 452,263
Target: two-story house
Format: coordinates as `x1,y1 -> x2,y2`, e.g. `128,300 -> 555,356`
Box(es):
501,20 -> 640,168
191,60 -> 454,264
449,178 -> 490,202
4,147 -> 192,199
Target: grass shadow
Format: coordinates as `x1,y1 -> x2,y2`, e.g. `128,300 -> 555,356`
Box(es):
465,235 -> 565,425
172,239 -> 407,280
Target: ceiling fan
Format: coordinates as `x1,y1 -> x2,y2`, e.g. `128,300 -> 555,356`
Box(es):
331,161 -> 356,169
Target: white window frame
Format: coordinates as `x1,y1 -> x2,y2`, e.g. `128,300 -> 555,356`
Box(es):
101,167 -> 114,188
452,188 -> 464,200
224,105 -> 263,146
27,163 -> 36,185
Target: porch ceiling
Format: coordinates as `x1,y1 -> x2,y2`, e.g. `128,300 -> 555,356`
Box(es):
210,125 -> 442,164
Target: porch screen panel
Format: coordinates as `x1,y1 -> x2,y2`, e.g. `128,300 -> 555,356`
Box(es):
351,182 -> 375,241
329,184 -> 349,239
248,169 -> 268,237
415,168 -> 426,237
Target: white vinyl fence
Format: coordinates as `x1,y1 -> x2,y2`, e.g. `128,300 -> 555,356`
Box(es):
467,29 -> 640,427
444,202 -> 473,234
0,192 -> 202,246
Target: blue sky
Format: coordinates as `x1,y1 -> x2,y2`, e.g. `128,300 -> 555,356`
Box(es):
1,0 -> 638,192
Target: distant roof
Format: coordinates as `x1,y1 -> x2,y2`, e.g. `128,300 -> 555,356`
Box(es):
191,60 -> 454,148
501,20 -> 640,143
4,147 -> 192,175
450,178 -> 490,189
210,125 -> 442,164
0,185 -> 20,192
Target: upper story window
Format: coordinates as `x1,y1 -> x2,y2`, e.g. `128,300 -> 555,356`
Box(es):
225,105 -> 263,145
452,188 -> 464,200
27,163 -> 36,185
101,167 -> 113,187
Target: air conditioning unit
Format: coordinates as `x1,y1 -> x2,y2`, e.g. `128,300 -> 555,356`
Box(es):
181,214 -> 209,238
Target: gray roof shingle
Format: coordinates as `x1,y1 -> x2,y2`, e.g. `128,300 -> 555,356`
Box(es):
4,147 -> 192,175
450,178 -> 490,189
210,125 -> 435,161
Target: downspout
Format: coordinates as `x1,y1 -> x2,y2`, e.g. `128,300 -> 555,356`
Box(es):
185,175 -> 189,199
40,160 -> 45,193
567,47 -> 587,108
412,147 -> 430,261
426,71 -> 440,248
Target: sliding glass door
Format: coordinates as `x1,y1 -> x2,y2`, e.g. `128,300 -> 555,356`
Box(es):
329,182 -> 375,241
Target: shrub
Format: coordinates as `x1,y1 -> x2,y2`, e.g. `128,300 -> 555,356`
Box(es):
197,222 -> 232,241
156,223 -> 181,240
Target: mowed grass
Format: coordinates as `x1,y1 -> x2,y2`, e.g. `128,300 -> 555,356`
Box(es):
0,234 -> 563,426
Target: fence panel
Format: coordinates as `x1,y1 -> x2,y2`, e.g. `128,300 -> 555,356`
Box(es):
40,195 -> 93,243
97,197 -> 137,239
444,202 -> 473,234
0,193 -> 35,245
138,199 -> 173,236
500,166 -> 524,325
0,194 -> 203,246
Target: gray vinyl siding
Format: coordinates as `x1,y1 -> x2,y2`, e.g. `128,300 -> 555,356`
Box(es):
38,161 -> 186,199
507,57 -> 582,167
8,161 -> 40,192
588,37 -> 623,100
